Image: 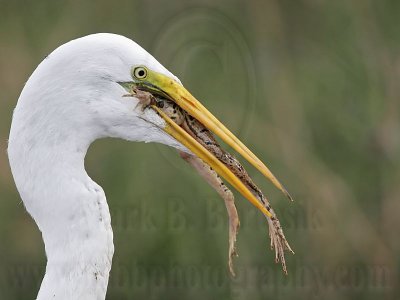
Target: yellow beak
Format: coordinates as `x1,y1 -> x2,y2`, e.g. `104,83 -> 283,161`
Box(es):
134,67 -> 291,217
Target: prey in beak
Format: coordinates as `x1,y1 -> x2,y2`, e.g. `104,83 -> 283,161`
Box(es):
119,65 -> 294,275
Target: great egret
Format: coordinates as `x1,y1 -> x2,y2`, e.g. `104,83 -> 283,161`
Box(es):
8,33 -> 292,300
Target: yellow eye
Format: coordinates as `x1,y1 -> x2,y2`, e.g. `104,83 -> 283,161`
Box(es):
133,66 -> 147,79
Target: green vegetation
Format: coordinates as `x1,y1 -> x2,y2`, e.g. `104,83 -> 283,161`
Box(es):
0,0 -> 398,299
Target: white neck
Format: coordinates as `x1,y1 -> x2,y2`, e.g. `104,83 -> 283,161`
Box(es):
8,104 -> 114,300
7,33 -> 182,299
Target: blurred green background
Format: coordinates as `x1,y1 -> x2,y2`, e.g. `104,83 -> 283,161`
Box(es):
0,0 -> 399,299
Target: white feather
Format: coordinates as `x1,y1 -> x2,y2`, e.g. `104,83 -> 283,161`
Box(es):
8,33 -> 185,300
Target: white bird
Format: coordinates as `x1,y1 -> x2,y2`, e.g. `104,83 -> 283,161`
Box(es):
8,33 -> 292,299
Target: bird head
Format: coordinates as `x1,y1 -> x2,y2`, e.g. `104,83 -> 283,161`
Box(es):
25,33 -> 290,216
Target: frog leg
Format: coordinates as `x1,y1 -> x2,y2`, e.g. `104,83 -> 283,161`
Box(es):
179,151 -> 240,276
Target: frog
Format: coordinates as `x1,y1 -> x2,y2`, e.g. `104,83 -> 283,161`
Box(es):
133,88 -> 293,274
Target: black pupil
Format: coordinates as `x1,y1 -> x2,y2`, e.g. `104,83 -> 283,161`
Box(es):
138,69 -> 145,77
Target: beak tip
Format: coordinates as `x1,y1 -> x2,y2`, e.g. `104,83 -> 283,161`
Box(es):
283,188 -> 293,202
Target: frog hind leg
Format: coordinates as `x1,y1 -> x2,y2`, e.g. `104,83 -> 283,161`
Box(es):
178,151 -> 240,276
